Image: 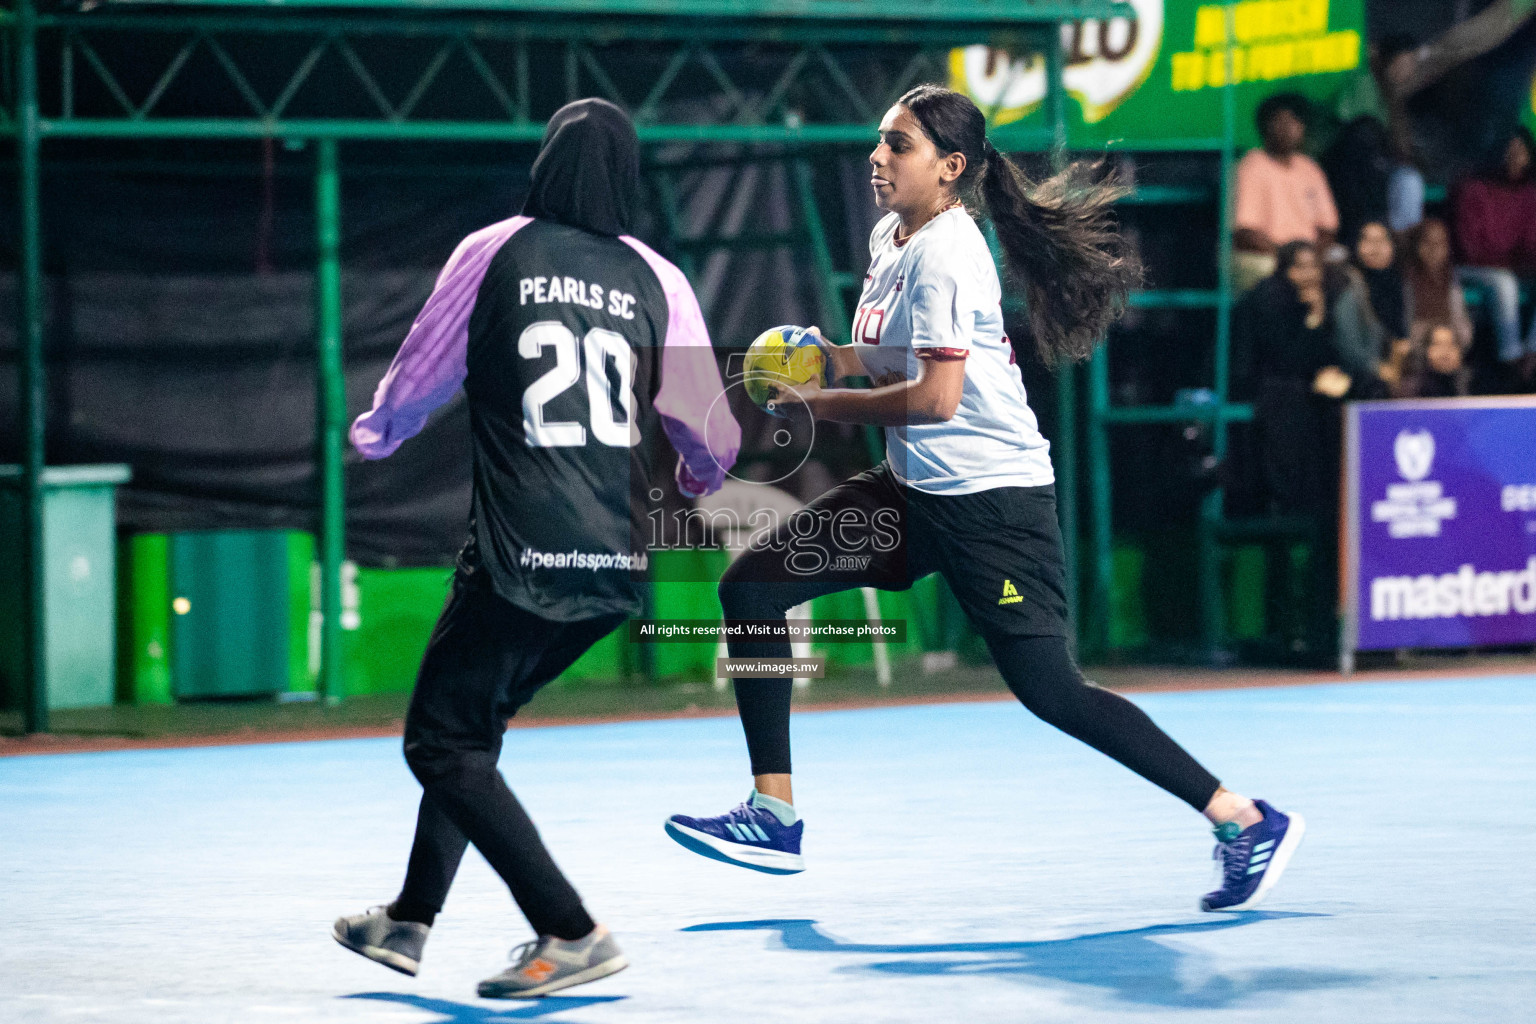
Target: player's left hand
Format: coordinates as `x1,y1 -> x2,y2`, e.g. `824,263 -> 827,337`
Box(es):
766,376 -> 822,418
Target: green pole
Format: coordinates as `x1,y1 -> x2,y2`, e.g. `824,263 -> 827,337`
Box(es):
1086,344 -> 1113,656
315,138 -> 346,703
650,169 -> 698,280
791,159 -> 849,345
1043,25 -> 1079,640
16,0 -> 48,734
1199,3 -> 1239,658
1080,16 -> 1112,656
1044,25 -> 1068,160
792,157 -> 883,464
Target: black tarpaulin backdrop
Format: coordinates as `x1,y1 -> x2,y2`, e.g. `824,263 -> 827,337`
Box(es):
0,149 -> 525,566
0,141 -> 832,566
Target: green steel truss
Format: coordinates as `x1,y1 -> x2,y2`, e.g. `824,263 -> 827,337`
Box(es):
8,0 -> 1122,731
7,0 -> 1259,728
1084,7 -> 1242,663
102,0 -> 1124,21
7,0 -> 1262,725
106,0 -> 1125,19
5,7 -> 1097,144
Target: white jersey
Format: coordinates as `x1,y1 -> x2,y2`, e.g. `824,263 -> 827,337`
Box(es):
851,207 -> 1054,495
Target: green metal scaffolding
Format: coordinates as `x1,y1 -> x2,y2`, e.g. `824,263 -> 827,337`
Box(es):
4,0 -> 1130,731
1082,6 -> 1246,661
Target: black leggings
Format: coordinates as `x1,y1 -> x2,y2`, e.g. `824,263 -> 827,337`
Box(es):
720,469 -> 1222,813
728,591 -> 1219,811
985,637 -> 1220,811
728,610 -> 1220,813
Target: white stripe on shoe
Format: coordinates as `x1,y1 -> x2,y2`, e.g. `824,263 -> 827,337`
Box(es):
663,820 -> 804,873
1223,814 -> 1307,910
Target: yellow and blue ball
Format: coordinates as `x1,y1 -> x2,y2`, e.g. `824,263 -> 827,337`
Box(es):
742,324 -> 825,417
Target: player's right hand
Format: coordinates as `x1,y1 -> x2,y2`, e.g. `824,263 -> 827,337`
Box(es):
804,326 -> 857,382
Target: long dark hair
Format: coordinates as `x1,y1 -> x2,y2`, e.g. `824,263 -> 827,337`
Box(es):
897,84 -> 1141,365
1274,239 -> 1338,303
1489,125 -> 1536,183
1402,217 -> 1454,322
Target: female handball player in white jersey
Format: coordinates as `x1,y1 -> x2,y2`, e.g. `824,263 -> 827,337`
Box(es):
665,85 -> 1303,913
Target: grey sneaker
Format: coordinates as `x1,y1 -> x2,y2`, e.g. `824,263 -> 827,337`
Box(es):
477,925 -> 627,999
332,906 -> 430,976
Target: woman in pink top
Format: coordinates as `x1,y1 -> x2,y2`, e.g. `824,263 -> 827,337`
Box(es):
1452,126 -> 1536,379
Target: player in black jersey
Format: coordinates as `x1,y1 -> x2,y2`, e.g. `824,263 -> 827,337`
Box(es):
332,99 -> 739,999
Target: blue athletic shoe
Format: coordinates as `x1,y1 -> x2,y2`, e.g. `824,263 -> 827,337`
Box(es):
1200,799 -> 1306,911
664,796 -> 804,874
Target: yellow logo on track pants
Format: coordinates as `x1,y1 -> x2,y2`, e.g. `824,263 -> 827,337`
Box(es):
998,579 -> 1023,606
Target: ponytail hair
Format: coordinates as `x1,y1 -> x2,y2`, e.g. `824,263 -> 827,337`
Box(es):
897,85 -> 1142,366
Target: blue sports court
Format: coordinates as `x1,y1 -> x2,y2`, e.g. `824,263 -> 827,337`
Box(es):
5,674 -> 1533,1024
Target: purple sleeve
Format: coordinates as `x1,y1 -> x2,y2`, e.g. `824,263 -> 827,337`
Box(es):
622,235 -> 741,495
350,216 -> 531,459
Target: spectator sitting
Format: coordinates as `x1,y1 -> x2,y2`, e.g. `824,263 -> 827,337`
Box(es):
1419,321 -> 1475,397
1352,221 -> 1407,339
1394,321 -> 1474,398
1233,93 -> 1340,293
1402,217 -> 1474,354
1235,241 -> 1354,514
1320,222 -> 1402,398
1325,275 -> 1382,396
1452,126 -> 1536,383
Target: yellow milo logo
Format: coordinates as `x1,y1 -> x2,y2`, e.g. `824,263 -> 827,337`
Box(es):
950,0 -> 1361,123
950,0 -> 1164,126
999,580 -> 1023,606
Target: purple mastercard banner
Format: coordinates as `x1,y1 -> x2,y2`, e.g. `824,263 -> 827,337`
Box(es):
1342,397 -> 1536,662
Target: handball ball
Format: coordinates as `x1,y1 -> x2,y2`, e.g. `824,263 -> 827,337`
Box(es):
743,325 -> 825,417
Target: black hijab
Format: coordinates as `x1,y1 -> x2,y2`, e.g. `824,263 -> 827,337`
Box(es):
1346,221 -> 1405,338
1237,242 -> 1333,381
522,98 -> 640,237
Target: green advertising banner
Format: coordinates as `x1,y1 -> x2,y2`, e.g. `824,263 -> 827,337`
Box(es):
951,0 -> 1366,148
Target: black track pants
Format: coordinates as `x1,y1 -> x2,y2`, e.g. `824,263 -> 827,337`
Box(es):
393,572 -> 624,939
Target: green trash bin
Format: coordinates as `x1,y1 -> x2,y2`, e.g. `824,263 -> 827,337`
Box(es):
0,464 -> 132,711
166,530 -> 293,700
